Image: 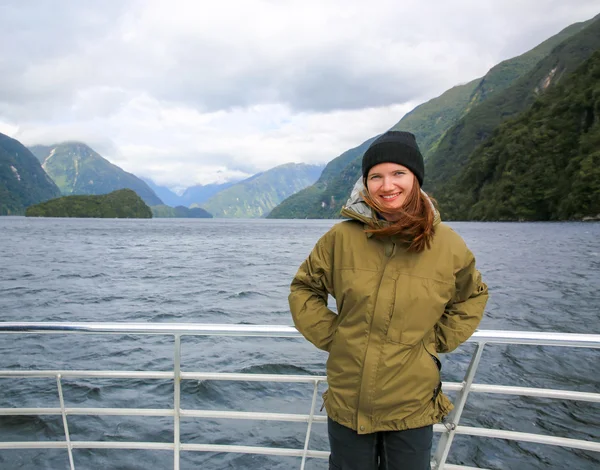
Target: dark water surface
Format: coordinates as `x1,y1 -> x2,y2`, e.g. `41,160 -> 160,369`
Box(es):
0,217 -> 599,470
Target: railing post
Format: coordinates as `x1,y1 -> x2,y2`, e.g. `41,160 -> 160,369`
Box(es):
300,379 -> 321,470
56,374 -> 75,470
174,335 -> 182,470
433,342 -> 486,470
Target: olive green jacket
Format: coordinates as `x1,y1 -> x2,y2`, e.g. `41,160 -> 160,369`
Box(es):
289,182 -> 488,434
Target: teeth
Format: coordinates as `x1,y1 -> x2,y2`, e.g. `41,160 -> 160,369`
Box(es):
382,194 -> 399,199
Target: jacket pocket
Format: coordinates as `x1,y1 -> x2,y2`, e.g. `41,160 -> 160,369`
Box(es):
387,275 -> 453,345
424,341 -> 441,372
320,389 -> 328,412
422,340 -> 442,401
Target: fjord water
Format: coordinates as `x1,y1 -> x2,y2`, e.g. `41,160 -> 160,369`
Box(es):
0,217 -> 598,470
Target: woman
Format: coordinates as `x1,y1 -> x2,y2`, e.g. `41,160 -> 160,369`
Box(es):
289,131 -> 488,470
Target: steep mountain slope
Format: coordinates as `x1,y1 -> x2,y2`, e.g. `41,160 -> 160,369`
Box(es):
268,15 -> 597,219
390,80 -> 480,156
30,142 -> 163,206
443,50 -> 600,221
426,15 -> 600,195
0,133 -> 61,215
199,163 -> 323,218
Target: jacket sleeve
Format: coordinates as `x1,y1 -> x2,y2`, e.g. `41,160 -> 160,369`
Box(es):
289,230 -> 339,352
435,248 -> 488,353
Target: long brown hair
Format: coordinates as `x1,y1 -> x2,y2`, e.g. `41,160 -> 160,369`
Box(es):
362,175 -> 436,252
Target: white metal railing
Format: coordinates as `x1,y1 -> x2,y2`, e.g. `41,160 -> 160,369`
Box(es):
0,323 -> 599,470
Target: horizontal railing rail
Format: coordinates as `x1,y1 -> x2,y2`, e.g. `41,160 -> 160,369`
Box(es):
0,323 -> 599,470
1,322 -> 600,347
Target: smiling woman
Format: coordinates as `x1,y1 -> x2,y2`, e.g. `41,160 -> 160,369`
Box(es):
289,130 -> 488,469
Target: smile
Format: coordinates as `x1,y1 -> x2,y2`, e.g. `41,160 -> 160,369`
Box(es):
381,193 -> 400,200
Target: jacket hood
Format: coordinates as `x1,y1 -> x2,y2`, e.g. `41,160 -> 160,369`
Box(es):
340,177 -> 440,226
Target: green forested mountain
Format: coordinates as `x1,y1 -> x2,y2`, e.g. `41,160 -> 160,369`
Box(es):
268,15 -> 597,219
25,189 -> 152,218
151,204 -> 213,218
30,142 -> 163,206
389,80 -> 480,156
441,50 -> 600,221
199,163 -> 323,218
0,133 -> 61,215
426,15 -> 600,196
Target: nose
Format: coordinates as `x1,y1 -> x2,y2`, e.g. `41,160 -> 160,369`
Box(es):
381,176 -> 394,191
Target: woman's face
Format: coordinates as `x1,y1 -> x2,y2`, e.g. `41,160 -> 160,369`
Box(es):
366,162 -> 415,217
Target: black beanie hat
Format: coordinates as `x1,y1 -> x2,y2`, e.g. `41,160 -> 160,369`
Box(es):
362,131 -> 424,186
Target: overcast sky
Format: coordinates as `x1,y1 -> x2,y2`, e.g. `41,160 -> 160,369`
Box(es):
0,1 -> 598,190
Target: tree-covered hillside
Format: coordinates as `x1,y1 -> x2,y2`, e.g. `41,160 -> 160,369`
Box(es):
0,133 -> 61,215
30,142 -> 163,206
200,163 -> 323,218
268,15 -> 596,219
26,189 -> 152,218
441,50 -> 600,221
425,15 -> 600,195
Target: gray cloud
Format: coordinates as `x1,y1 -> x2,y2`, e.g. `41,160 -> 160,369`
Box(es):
4,0 -> 596,115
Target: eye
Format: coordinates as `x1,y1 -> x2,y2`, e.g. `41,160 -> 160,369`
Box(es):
394,171 -> 406,176
369,175 -> 381,180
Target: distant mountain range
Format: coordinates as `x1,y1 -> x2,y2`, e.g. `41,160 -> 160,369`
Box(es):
29,142 -> 163,206
269,14 -> 599,220
143,179 -> 238,207
197,163 -> 324,217
0,135 -> 325,217
141,179 -> 182,207
25,141 -> 322,217
0,132 -> 61,215
147,164 -> 323,217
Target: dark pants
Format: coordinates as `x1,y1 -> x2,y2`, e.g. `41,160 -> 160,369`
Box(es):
328,418 -> 432,470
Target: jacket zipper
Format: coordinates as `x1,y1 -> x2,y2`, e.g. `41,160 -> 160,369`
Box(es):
355,240 -> 395,429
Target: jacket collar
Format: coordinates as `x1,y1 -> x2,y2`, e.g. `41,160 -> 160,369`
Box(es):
340,177 -> 441,228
